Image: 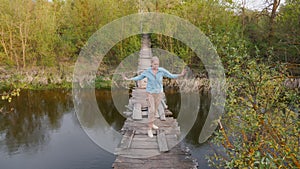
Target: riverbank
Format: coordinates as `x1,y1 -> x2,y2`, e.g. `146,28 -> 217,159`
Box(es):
0,65 -> 112,90
0,66 -> 211,93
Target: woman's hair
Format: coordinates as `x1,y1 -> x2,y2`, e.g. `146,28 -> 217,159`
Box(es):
151,56 -> 159,63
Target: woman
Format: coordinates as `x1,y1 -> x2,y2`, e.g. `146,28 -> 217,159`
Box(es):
124,56 -> 186,137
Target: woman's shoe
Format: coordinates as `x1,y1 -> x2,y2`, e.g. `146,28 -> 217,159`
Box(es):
152,124 -> 159,130
148,129 -> 153,138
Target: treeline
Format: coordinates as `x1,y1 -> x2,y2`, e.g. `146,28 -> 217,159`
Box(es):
0,0 -> 138,69
0,0 -> 299,70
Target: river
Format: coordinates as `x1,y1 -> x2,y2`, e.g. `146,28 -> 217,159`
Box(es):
0,89 -> 214,169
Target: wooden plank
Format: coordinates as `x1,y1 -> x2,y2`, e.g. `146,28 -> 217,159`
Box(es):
132,88 -> 147,93
131,96 -> 147,100
123,127 -> 180,135
114,135 -> 197,168
115,150 -> 193,161
124,117 -> 177,125
122,126 -> 179,133
113,160 -> 197,169
133,134 -> 178,141
123,111 -> 132,117
131,95 -> 147,99
130,140 -> 158,149
141,110 -> 148,116
113,162 -> 145,169
122,127 -> 179,134
123,120 -> 177,127
118,130 -> 135,149
161,100 -> 168,109
113,151 -> 198,168
115,148 -> 160,158
131,99 -> 148,106
131,137 -> 157,142
132,103 -> 142,120
129,128 -> 180,135
127,130 -> 135,148
115,152 -> 188,163
157,130 -> 169,152
157,102 -> 165,120
122,122 -> 178,128
131,92 -> 147,97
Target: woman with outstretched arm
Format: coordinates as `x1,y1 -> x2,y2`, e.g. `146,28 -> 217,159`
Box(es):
123,56 -> 186,137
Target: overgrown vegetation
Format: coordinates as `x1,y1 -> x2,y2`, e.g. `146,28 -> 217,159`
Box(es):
1,0 -> 299,70
208,55 -> 299,168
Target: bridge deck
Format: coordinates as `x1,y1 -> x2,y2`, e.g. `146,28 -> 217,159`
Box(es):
113,117 -> 198,169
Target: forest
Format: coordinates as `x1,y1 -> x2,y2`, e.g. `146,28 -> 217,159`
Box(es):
0,0 -> 299,71
0,0 -> 299,168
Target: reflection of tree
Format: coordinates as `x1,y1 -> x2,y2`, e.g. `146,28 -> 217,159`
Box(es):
74,88 -> 102,128
165,90 -> 211,145
0,90 -> 73,154
186,93 -> 211,145
95,90 -> 125,131
73,89 -> 125,131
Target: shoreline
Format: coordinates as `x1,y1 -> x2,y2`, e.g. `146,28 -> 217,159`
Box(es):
0,67 -> 211,92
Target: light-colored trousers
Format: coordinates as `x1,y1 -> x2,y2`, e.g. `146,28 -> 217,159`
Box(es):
147,92 -> 162,126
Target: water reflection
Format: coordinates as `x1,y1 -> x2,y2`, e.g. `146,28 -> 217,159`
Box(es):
95,90 -> 126,131
0,89 -> 127,155
0,89 -> 212,169
165,89 -> 211,145
73,87 -> 124,153
185,92 -> 211,145
0,90 -> 73,155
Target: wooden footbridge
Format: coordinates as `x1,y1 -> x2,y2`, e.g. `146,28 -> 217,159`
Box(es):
112,34 -> 198,169
113,117 -> 198,169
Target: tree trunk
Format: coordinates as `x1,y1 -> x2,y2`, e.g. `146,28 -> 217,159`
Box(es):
9,23 -> 19,70
0,27 -> 10,60
268,0 -> 280,44
19,23 -> 26,69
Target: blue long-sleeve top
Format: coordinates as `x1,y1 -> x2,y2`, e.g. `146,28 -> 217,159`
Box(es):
130,67 -> 179,93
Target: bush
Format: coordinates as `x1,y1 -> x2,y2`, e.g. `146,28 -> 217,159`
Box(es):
208,58 -> 300,168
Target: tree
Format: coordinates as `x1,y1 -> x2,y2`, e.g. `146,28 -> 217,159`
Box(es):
208,57 -> 300,168
275,0 -> 300,63
0,0 -> 34,69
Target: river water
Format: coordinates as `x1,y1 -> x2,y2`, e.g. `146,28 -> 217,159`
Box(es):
0,89 -> 214,169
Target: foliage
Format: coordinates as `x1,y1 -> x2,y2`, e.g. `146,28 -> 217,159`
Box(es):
240,0 -> 300,64
0,0 -> 138,69
0,0 -> 299,71
207,56 -> 300,168
94,76 -> 111,89
0,85 -> 21,114
1,88 -> 20,103
275,1 -> 300,63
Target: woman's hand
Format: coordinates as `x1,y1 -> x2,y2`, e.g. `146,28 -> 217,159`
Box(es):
122,74 -> 129,80
180,69 -> 186,77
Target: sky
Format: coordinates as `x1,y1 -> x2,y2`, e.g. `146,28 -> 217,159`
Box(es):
46,0 -> 286,11
234,0 -> 286,10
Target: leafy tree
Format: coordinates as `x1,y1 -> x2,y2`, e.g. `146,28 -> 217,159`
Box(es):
237,0 -> 300,64
275,0 -> 300,63
0,0 -> 34,69
208,56 -> 300,168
